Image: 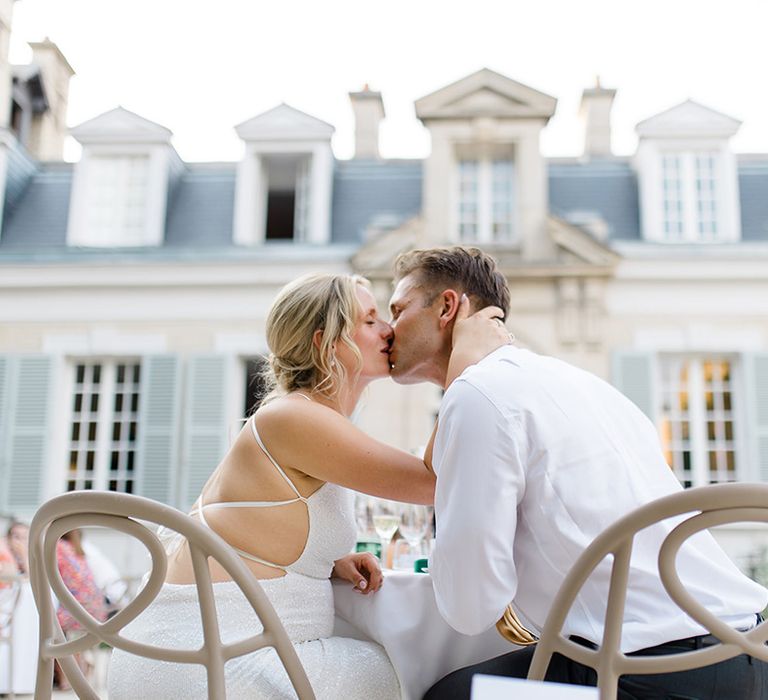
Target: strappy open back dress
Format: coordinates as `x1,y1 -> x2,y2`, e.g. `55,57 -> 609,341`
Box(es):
108,414 -> 400,699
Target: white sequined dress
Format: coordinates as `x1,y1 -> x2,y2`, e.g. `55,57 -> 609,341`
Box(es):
108,418 -> 400,699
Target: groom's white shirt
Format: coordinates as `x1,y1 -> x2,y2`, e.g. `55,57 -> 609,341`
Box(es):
430,345 -> 767,651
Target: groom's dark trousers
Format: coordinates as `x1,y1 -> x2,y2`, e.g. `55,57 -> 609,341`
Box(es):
423,632 -> 768,700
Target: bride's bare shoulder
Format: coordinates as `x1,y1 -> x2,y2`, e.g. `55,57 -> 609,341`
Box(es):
255,393 -> 342,435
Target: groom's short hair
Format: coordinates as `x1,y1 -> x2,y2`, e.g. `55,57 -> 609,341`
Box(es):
394,246 -> 510,318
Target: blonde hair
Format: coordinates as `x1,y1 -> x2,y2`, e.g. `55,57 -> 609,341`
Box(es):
261,273 -> 371,403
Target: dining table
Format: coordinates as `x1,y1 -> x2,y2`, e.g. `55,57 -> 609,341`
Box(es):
333,569 -> 514,700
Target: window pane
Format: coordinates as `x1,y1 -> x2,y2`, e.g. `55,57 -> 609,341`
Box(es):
85,155 -> 150,245
67,360 -> 142,493
659,358 -> 692,485
658,356 -> 738,489
457,160 -> 479,242
695,152 -> 718,241
491,159 -> 515,242
702,358 -> 737,484
108,363 -> 142,494
660,154 -> 684,241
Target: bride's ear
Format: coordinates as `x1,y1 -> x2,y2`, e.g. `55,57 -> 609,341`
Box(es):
438,289 -> 462,330
312,329 -> 324,351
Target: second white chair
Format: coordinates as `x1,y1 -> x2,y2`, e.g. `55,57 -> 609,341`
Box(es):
27,490 -> 316,700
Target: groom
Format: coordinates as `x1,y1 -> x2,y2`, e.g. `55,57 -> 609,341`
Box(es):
387,246 -> 768,699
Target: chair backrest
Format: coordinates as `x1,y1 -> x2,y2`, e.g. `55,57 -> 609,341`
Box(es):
527,483 -> 768,700
28,490 -> 316,700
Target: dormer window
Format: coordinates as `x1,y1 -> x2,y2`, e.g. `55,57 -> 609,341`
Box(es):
660,151 -> 721,242
233,104 -> 334,246
415,69 -> 556,252
84,154 -> 150,245
456,147 -> 517,244
67,107 -> 179,248
635,100 -> 741,244
263,154 -> 310,241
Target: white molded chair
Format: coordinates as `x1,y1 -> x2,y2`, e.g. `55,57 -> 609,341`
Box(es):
527,483 -> 768,699
28,490 -> 316,700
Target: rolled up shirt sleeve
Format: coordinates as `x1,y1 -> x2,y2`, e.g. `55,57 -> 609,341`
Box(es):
430,378 -> 526,636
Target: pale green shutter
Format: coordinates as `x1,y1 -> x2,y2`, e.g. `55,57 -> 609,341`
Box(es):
136,355 -> 181,505
742,353 -> 768,482
0,356 -> 9,510
5,356 -> 53,511
611,351 -> 657,422
181,356 -> 227,509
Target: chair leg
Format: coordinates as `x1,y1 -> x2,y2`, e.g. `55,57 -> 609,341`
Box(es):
60,654 -> 100,700
35,657 -> 54,700
600,673 -> 619,700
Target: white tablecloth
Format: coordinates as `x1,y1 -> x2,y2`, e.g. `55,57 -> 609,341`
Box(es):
333,571 -> 513,700
0,580 -> 39,694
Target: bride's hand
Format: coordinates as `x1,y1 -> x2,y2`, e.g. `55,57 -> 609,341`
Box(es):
446,294 -> 511,387
331,552 -> 383,594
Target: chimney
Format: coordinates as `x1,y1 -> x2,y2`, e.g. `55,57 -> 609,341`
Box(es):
0,0 -> 17,128
28,37 -> 75,160
580,77 -> 616,158
349,85 -> 384,159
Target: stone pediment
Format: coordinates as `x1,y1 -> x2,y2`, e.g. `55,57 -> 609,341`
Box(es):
70,107 -> 172,144
547,216 -> 620,269
415,68 -> 557,122
351,217 -> 425,278
235,103 -> 335,142
351,214 -> 619,281
636,99 -> 741,139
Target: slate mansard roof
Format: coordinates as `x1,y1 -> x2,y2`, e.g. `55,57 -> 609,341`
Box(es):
1,148 -> 767,255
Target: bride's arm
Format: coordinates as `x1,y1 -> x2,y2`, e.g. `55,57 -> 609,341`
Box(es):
255,402 -> 435,504
445,294 -> 510,388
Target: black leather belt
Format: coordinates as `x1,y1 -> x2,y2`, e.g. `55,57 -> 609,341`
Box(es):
570,633 -> 720,652
570,613 -> 763,655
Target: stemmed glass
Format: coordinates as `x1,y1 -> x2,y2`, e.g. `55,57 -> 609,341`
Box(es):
372,499 -> 401,568
398,504 -> 434,565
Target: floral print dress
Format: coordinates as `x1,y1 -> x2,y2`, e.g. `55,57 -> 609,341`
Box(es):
56,539 -> 108,632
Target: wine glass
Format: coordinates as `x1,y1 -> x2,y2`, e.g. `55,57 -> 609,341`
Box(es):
354,494 -> 382,557
399,504 -> 434,562
372,499 -> 401,568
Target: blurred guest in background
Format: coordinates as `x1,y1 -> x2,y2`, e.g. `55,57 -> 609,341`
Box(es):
7,521 -> 29,575
0,531 -> 19,582
56,529 -> 108,633
54,529 -> 109,689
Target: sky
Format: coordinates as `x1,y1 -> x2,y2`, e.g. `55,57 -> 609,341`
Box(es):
9,0 -> 768,163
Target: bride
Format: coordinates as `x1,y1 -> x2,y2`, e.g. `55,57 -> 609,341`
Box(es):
108,272 -> 507,699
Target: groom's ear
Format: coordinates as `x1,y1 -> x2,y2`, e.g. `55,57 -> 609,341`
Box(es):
437,289 -> 462,330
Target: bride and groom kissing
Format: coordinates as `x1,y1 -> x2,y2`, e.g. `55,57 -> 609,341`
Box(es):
110,246 -> 768,699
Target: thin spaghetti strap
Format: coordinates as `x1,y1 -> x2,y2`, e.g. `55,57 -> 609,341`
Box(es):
250,416 -> 307,503
193,499 -> 299,570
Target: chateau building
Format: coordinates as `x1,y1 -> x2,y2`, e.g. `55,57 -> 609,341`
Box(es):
1,3 -> 767,570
